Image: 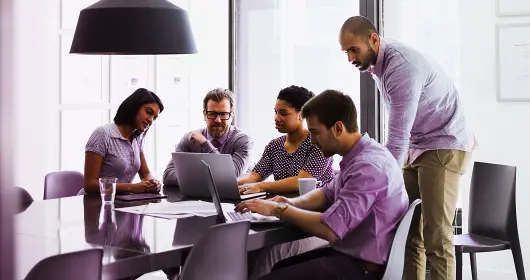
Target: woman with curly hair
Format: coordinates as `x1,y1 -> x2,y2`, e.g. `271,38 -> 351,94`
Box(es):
237,85 -> 334,195
238,85 -> 334,280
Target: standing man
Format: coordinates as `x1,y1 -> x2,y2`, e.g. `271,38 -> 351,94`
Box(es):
338,16 -> 475,280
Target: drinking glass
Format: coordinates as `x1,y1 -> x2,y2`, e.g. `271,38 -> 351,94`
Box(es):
99,177 -> 117,204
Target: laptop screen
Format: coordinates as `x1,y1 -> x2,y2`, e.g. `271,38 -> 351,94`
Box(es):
201,160 -> 227,222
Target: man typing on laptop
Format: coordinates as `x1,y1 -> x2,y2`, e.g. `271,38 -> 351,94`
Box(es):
235,90 -> 408,280
162,88 -> 254,186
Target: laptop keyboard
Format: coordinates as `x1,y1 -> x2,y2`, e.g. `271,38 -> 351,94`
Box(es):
227,211 -> 257,221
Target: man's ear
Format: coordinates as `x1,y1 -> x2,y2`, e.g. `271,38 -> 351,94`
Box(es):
369,33 -> 379,47
333,121 -> 344,137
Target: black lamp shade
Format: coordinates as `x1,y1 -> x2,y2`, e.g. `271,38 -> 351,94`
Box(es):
70,0 -> 198,55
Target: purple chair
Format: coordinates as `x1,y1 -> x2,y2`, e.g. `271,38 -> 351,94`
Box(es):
44,171 -> 84,200
381,199 -> 421,280
179,221 -> 251,280
454,162 -> 525,280
24,248 -> 103,280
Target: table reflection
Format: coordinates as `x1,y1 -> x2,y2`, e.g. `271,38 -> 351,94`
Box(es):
15,189 -> 307,279
84,196 -> 153,255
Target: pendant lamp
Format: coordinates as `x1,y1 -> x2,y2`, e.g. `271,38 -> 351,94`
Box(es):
69,0 -> 197,55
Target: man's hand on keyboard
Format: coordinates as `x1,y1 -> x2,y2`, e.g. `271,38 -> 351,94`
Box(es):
234,199 -> 277,217
268,196 -> 291,205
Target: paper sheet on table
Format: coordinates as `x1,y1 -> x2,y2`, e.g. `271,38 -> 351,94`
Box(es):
115,200 -> 235,219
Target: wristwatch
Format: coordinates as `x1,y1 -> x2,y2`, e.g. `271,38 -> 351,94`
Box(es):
275,202 -> 288,219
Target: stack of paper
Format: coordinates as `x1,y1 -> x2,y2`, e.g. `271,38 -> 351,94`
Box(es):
115,200 -> 235,219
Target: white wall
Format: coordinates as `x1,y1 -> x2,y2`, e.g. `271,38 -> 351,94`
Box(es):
459,0 -> 530,278
13,0 -> 61,200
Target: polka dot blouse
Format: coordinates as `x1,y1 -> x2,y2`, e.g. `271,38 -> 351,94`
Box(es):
253,134 -> 334,184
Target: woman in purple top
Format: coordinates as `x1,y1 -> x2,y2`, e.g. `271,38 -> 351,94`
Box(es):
83,88 -> 164,194
237,85 -> 334,195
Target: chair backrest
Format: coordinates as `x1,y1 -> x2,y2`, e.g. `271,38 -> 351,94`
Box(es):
381,199 -> 421,280
468,161 -> 517,241
44,171 -> 84,200
24,248 -> 103,280
15,186 -> 33,214
179,221 -> 251,280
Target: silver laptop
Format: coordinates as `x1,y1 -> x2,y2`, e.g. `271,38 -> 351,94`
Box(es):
201,160 -> 283,224
172,152 -> 266,200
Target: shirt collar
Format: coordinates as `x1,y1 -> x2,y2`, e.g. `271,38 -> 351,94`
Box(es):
110,123 -> 143,142
340,133 -> 371,169
109,123 -> 128,140
206,125 -> 233,144
373,38 -> 387,78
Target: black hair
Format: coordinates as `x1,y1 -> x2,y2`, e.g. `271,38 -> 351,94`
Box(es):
277,85 -> 315,111
113,88 -> 164,132
301,89 -> 358,133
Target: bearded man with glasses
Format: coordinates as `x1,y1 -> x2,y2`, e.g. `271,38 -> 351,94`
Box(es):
162,88 -> 254,186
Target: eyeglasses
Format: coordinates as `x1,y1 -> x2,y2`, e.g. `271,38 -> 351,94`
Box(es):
204,111 -> 232,120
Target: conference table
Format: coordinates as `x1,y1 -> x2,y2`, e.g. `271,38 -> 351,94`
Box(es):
15,186 -> 308,279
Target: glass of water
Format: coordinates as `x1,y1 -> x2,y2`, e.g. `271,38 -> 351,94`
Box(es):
99,177 -> 117,204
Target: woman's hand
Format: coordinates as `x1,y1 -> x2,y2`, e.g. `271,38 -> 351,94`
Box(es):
148,179 -> 161,188
132,181 -> 159,193
147,179 -> 161,193
238,183 -> 264,194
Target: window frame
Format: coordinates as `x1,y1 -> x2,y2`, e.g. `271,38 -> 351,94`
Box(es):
230,0 -> 384,142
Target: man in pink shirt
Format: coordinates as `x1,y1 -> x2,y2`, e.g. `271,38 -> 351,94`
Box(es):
339,16 -> 475,280
236,90 -> 408,280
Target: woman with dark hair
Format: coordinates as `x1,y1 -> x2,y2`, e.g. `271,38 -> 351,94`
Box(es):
237,86 -> 333,280
237,85 -> 334,194
83,88 -> 164,194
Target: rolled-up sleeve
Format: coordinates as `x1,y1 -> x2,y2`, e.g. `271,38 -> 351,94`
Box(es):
320,161 -> 387,239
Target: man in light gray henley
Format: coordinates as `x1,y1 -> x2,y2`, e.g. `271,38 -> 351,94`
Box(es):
339,16 -> 476,280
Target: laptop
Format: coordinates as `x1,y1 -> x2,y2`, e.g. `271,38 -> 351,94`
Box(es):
172,152 -> 266,200
201,160 -> 283,224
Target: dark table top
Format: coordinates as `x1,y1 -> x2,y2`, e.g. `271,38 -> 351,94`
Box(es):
15,186 -> 307,279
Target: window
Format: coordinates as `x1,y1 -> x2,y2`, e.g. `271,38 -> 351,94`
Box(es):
235,0 -> 360,170
58,0 -> 229,178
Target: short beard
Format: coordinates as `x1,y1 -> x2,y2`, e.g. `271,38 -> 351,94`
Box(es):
367,44 -> 377,66
358,43 -> 378,71
208,124 -> 227,138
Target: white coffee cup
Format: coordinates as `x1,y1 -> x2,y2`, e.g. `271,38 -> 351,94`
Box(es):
298,178 -> 322,196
